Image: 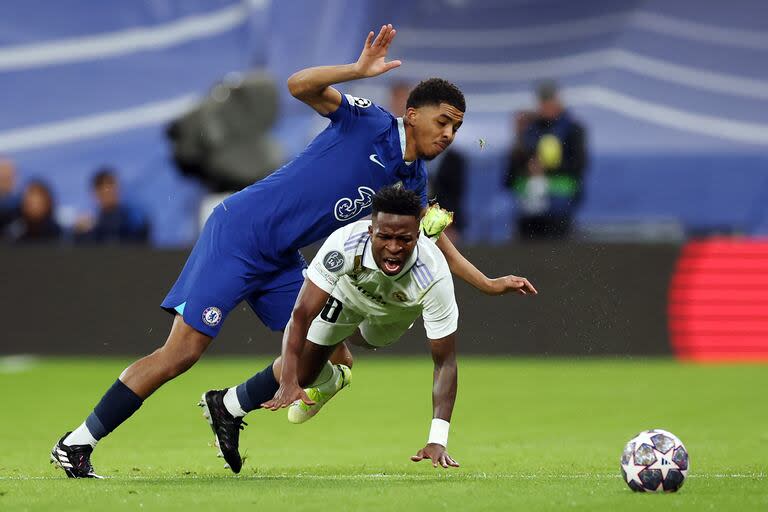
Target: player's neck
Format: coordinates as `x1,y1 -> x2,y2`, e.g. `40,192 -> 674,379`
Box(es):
402,122 -> 417,162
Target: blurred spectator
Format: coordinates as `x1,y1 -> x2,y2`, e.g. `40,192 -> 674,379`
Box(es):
4,180 -> 62,243
389,81 -> 467,242
506,80 -> 587,240
0,158 -> 21,230
508,110 -> 536,178
75,168 -> 150,244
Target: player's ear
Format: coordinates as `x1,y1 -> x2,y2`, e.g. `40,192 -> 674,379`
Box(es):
367,223 -> 373,235
405,107 -> 417,126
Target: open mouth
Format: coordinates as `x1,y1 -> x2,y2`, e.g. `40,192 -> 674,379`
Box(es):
382,257 -> 402,274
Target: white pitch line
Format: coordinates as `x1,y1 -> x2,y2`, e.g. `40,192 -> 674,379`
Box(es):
1,472 -> 764,481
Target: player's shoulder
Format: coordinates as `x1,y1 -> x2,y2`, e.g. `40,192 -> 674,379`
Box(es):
312,221 -> 370,283
335,220 -> 371,251
412,236 -> 451,285
342,93 -> 388,114
343,93 -> 376,111
320,220 -> 371,265
340,93 -> 393,126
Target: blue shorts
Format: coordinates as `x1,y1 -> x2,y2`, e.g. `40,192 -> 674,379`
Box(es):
161,205 -> 306,338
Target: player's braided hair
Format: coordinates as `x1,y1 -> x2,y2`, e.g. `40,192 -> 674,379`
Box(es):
406,78 -> 465,112
372,186 -> 422,218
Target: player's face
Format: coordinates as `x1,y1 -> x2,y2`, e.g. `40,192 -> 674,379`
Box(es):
406,103 -> 464,161
369,213 -> 420,276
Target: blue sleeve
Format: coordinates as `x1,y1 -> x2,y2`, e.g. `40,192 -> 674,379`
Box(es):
415,166 -> 428,208
324,91 -> 352,125
325,93 -> 389,132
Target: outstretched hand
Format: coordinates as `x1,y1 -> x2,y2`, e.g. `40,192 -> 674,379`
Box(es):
485,275 -> 538,296
261,383 -> 315,411
354,24 -> 401,78
411,443 -> 460,468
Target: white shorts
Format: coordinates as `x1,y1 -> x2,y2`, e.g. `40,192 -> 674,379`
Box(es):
307,296 -> 414,348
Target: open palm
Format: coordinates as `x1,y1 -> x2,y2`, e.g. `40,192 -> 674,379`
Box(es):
355,24 -> 401,78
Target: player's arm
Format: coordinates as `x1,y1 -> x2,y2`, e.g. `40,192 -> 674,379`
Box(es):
287,24 -> 401,116
435,232 -> 538,296
261,279 -> 330,410
411,334 -> 460,468
420,204 -> 536,296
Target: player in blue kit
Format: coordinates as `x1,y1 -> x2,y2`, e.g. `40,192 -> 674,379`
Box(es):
50,24 -> 535,478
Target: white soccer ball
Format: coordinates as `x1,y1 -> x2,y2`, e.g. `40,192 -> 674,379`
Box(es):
620,429 -> 689,492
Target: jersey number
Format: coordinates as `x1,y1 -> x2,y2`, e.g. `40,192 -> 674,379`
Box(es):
320,297 -> 343,323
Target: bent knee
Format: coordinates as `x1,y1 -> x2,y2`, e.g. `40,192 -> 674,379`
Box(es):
157,349 -> 200,379
157,332 -> 209,378
330,343 -> 354,368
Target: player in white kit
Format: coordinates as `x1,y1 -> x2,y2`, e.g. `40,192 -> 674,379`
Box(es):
255,186 -> 535,467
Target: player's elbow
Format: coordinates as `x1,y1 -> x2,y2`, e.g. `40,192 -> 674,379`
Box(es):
287,73 -> 309,99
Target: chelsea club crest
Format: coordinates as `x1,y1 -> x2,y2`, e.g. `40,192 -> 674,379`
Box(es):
202,307 -> 222,327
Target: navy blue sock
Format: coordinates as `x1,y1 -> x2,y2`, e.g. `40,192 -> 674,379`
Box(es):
85,379 -> 143,440
235,363 -> 279,413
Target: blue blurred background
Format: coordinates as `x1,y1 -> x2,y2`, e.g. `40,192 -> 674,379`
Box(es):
1,0 -> 767,247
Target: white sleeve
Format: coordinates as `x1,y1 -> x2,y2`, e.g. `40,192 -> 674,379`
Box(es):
306,228 -> 354,294
421,275 -> 459,340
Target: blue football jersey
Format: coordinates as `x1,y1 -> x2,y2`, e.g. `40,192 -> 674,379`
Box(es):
224,93 -> 428,257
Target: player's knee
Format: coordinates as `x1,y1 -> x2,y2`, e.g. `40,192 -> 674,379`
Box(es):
158,341 -> 205,378
330,342 -> 354,368
161,350 -> 199,379
156,320 -> 210,378
339,351 -> 354,368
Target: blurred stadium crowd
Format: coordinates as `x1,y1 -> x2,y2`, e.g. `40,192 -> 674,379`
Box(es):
1,0 -> 766,247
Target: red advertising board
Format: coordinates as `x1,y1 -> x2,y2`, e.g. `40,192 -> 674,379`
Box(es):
669,239 -> 768,361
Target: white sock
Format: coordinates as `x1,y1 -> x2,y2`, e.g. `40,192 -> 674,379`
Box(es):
64,423 -> 98,448
309,362 -> 335,388
223,387 -> 247,418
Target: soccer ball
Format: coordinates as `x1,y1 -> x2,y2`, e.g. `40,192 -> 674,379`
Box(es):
620,429 -> 689,492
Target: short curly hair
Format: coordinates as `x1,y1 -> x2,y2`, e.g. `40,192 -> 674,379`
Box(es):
372,186 -> 422,218
406,78 -> 465,112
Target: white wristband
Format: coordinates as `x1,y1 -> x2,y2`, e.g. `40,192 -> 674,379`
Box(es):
427,418 -> 450,448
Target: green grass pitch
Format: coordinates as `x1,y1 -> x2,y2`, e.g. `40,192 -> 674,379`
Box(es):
1,356 -> 766,511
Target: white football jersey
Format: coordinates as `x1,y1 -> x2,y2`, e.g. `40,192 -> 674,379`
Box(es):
306,220 -> 458,342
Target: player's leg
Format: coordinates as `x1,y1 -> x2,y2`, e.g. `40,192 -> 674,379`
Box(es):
52,206 -> 248,478
120,314 -> 212,397
200,257 -> 356,471
284,319 -> 405,425
51,315 -> 211,478
197,266 -> 308,473
329,341 -> 354,368
215,260 -> 340,417
284,297 -> 362,424
200,335 -> 340,472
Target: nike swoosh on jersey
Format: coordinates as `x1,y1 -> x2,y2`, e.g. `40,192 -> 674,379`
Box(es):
369,154 -> 385,168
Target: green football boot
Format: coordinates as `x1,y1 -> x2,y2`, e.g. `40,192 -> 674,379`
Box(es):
287,364 -> 351,424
